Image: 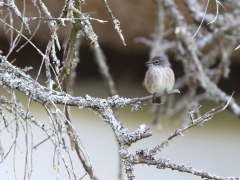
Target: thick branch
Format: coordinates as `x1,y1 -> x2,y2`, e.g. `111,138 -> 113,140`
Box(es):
0,57 -> 154,146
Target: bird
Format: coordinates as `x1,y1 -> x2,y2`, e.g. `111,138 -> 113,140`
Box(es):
144,56 -> 175,104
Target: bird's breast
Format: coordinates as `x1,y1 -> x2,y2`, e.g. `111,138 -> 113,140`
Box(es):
144,67 -> 175,94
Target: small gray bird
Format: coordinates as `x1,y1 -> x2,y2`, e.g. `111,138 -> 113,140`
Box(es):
144,56 -> 175,104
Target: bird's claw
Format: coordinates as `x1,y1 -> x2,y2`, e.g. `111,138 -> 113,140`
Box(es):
164,89 -> 168,95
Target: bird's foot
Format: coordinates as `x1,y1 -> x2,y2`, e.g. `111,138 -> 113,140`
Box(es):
152,93 -> 157,101
164,89 -> 168,96
152,93 -> 161,104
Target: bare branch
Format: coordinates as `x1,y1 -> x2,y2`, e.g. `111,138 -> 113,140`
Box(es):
102,0 -> 126,45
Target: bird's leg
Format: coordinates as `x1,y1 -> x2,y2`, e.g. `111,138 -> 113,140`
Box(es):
152,93 -> 161,104
164,89 -> 168,95
152,93 -> 157,102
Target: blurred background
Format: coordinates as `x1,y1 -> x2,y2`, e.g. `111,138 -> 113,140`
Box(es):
0,0 -> 240,180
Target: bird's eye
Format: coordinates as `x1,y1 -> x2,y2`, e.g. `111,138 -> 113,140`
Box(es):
154,60 -> 158,64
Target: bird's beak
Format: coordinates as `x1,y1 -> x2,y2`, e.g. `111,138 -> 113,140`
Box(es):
145,61 -> 152,64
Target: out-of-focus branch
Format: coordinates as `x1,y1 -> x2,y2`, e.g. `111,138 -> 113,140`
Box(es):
161,0 -> 240,118
150,0 -> 166,58
138,0 -> 240,127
